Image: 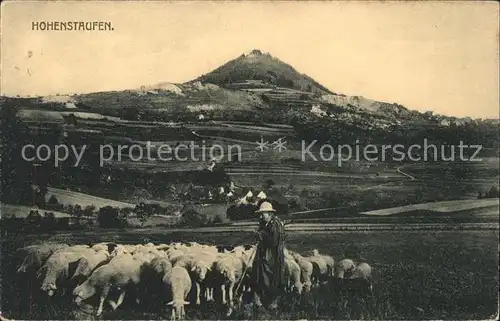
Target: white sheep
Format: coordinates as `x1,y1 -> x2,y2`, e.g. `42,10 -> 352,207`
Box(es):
0,313 -> 12,321
312,249 -> 335,276
17,243 -> 68,274
67,244 -> 91,251
137,255 -> 173,307
110,244 -> 131,258
167,249 -> 186,262
133,251 -> 159,264
336,259 -> 372,291
149,256 -> 173,277
133,244 -> 162,257
131,244 -> 146,254
71,249 -> 110,284
232,245 -> 256,294
200,244 -> 218,254
213,253 -> 245,307
285,257 -> 303,294
38,248 -> 95,297
230,245 -> 246,255
184,244 -> 211,256
164,265 -> 192,320
109,244 -> 136,256
289,251 -> 314,292
156,243 -> 170,251
72,253 -> 148,316
170,242 -> 189,252
284,247 -> 294,261
301,252 -> 329,285
90,242 -> 118,254
171,251 -> 217,304
335,259 -> 373,318
91,243 -> 109,252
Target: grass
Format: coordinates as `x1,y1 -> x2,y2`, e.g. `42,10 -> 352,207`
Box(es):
188,203 -> 229,220
360,198 -> 500,216
45,187 -> 133,209
0,203 -> 72,218
187,123 -> 294,135
16,109 -> 65,122
400,160 -> 499,181
1,228 -> 498,320
230,174 -> 390,191
126,214 -> 180,227
73,82 -> 266,113
17,109 -> 121,122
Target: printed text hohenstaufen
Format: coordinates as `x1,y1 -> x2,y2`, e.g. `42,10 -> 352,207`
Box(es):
31,21 -> 114,31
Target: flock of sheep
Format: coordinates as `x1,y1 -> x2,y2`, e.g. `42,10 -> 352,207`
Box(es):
13,241 -> 373,320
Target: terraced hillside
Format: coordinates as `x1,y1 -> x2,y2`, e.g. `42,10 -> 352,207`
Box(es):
195,49 -> 332,95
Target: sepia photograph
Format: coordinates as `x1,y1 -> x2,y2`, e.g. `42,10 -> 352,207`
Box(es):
0,1 -> 499,320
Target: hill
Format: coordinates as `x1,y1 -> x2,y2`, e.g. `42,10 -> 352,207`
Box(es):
194,49 -> 332,95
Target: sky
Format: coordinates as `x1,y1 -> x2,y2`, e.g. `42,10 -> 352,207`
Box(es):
1,1 -> 499,119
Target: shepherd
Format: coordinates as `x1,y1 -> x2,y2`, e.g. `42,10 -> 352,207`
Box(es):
251,201 -> 287,310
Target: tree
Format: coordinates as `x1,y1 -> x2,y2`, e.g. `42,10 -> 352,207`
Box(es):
73,204 -> 83,218
46,195 -> 63,211
226,203 -> 258,221
179,208 -> 209,227
26,209 -> 43,229
264,179 -> 276,189
83,205 -> 96,217
48,195 -> 59,206
0,103 -> 33,205
486,186 -> 499,198
135,202 -> 154,226
97,206 -> 126,228
33,185 -> 47,207
210,214 -> 228,225
226,204 -> 239,221
123,106 -> 140,121
287,184 -> 296,194
42,212 -> 56,231
119,207 -> 134,219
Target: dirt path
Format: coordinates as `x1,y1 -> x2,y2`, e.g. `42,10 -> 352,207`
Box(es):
396,165 -> 417,180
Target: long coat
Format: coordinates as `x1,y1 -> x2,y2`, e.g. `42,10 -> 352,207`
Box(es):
251,215 -> 287,306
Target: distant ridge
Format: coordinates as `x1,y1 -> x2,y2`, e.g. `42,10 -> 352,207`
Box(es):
3,49 -> 498,125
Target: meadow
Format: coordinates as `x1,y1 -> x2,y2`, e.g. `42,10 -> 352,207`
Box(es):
1,228 -> 498,320
0,203 -> 72,219
45,187 -> 133,209
360,198 -> 500,216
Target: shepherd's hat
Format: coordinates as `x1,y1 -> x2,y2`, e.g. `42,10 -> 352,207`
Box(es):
255,201 -> 276,213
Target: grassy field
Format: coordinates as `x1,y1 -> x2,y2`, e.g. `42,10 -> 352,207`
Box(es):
188,203 -> 229,219
400,159 -> 499,182
1,228 -> 498,320
17,109 -> 122,122
45,187 -> 134,209
0,204 -> 72,218
360,198 -> 500,216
